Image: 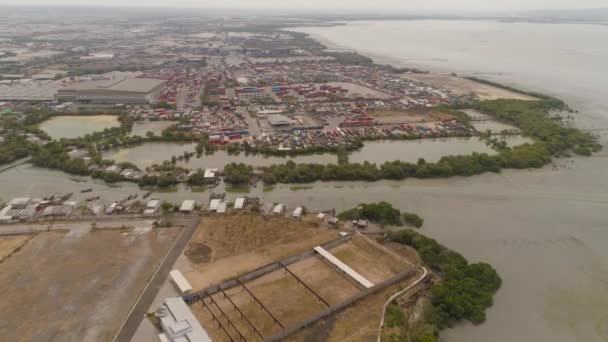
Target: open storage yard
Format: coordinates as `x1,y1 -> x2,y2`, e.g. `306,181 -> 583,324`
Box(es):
0,223 -> 181,342
182,214 -> 418,341
402,73 -> 537,101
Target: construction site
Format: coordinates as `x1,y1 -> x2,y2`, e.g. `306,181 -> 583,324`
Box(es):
178,213 -> 427,341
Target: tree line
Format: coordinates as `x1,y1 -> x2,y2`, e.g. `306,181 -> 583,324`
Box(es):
387,229 -> 501,342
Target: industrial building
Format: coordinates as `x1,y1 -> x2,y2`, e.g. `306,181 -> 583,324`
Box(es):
267,114 -> 293,126
179,200 -> 196,213
56,77 -> 166,104
156,297 -> 212,342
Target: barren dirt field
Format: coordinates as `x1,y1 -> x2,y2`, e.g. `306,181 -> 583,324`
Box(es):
370,109 -> 454,124
290,266 -> 426,342
191,255 -> 365,341
403,73 -> 537,101
0,234 -> 32,262
0,227 -> 180,342
184,213 -> 339,290
193,267 -> 329,341
329,234 -> 413,284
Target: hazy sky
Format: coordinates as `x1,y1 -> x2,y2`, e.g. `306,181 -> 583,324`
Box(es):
1,0 -> 607,12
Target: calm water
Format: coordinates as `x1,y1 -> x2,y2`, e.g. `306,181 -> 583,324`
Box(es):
102,142 -> 338,169
39,115 -> 120,139
101,136 -> 530,170
349,136 -> 531,164
293,20 -> 608,342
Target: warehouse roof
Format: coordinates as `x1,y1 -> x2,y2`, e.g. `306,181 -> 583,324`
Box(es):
267,114 -> 293,126
61,78 -> 165,93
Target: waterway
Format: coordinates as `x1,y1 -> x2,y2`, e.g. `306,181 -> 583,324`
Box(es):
39,115 -> 120,139
291,20 -> 608,342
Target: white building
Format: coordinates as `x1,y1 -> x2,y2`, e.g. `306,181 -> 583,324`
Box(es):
292,207 -> 303,219
234,197 -> 245,210
203,168 -> 219,180
8,197 -> 31,210
144,199 -> 161,215
208,199 -> 220,212
156,297 -> 212,342
56,78 -> 166,104
169,270 -> 193,295
273,204 -> 285,215
179,200 -> 196,213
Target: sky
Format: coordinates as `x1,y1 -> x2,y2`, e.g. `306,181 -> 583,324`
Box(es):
0,0 -> 607,13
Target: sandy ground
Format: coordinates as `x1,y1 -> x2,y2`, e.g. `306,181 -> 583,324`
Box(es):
403,74 -> 538,101
0,226 -> 180,342
289,274 -> 423,342
329,234 -> 412,284
191,257 -> 363,342
370,109 -> 454,124
0,235 -> 32,262
184,213 -> 339,290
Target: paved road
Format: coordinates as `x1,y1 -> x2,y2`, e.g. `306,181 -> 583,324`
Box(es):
113,216 -> 201,342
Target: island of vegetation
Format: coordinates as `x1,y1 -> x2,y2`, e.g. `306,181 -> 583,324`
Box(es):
338,202 -> 501,342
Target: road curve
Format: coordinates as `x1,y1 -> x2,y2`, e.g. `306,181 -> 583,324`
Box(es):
376,267 -> 429,342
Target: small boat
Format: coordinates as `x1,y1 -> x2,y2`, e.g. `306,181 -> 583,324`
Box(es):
86,196 -> 100,202
143,192 -> 152,199
80,188 -> 93,193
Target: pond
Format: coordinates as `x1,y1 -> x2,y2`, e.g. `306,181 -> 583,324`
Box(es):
102,136 -> 534,170
348,136 -> 533,164
102,142 -> 338,170
39,115 -> 120,139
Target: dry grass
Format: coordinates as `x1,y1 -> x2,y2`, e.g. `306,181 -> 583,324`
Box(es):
329,235 -> 412,284
184,213 -> 338,290
0,234 -> 32,263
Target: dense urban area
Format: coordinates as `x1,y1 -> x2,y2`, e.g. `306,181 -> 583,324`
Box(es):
0,9 -> 601,342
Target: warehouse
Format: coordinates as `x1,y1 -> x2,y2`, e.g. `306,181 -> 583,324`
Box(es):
56,77 -> 166,104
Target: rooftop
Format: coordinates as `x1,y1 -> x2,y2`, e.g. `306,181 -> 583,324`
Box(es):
60,77 -> 165,94
157,297 -> 212,342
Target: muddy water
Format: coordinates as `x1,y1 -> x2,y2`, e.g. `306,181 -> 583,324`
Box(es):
101,136 -> 531,170
349,136 -> 531,164
101,142 -> 338,170
292,20 -> 608,342
39,115 -> 120,139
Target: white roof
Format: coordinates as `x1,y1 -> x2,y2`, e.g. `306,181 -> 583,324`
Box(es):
147,199 -> 161,208
209,199 -> 220,211
234,197 -> 245,209
314,246 -> 374,289
204,168 -> 219,178
8,197 -> 30,206
169,270 -> 193,294
217,202 -> 228,213
180,200 -> 196,212
292,207 -> 303,217
159,297 -> 212,342
273,203 -> 285,214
